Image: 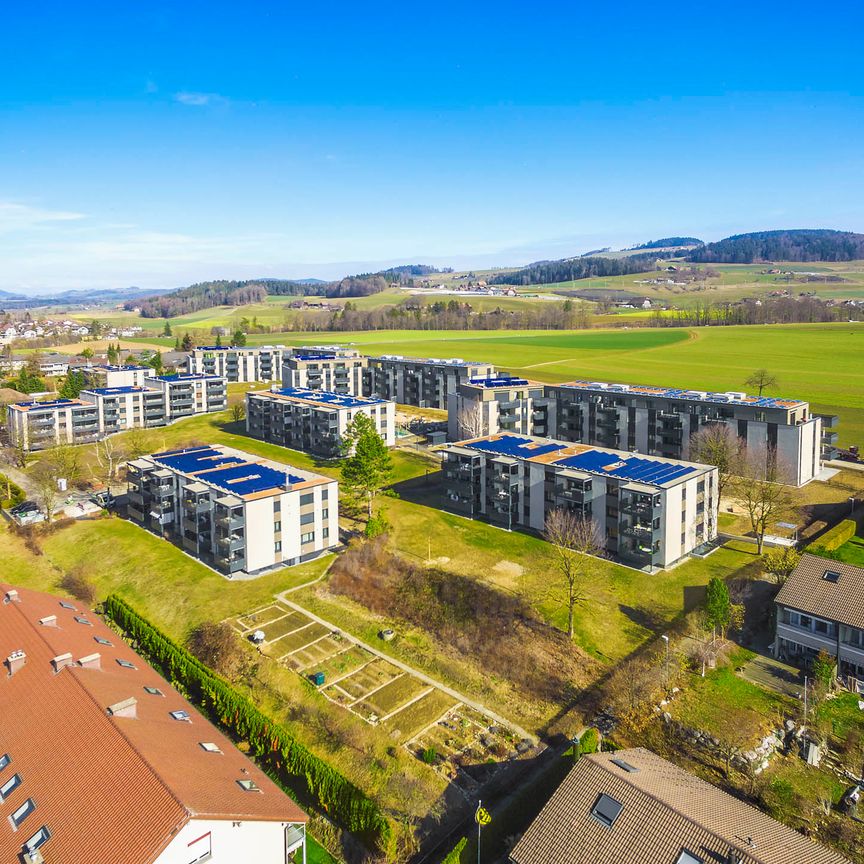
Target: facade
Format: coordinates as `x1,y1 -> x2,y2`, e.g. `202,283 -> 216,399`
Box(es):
145,373 -> 228,420
774,554 -> 864,686
7,375 -> 227,451
364,355 -> 496,409
442,433 -> 718,569
510,747 -> 848,864
246,387 -> 395,457
81,364 -> 150,388
281,346 -> 367,395
447,374 -> 552,440
126,445 -> 338,575
545,379 -> 825,486
188,345 -> 286,382
0,583 -> 307,864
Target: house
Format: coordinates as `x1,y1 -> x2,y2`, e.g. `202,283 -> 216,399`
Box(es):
774,553 -> 864,687
247,387 -> 395,457
126,445 -> 339,575
0,583 -> 308,864
510,747 -> 849,864
441,432 -> 718,570
544,380 -> 831,486
282,346 -> 367,395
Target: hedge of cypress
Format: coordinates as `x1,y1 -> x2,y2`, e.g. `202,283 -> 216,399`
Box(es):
103,594 -> 393,854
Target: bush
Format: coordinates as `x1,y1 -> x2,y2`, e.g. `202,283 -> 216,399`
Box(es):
421,746 -> 437,765
59,569 -> 97,604
579,727 -> 599,754
811,520 -> 857,554
103,595 -> 393,855
0,473 -> 25,509
441,837 -> 468,864
363,511 -> 390,539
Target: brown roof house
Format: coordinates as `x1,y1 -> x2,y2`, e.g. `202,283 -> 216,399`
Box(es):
774,553 -> 864,686
0,584 -> 307,864
510,748 -> 849,864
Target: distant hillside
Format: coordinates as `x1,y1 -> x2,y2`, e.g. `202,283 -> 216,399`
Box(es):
632,237 -> 703,250
489,254 -> 658,286
688,229 -> 864,263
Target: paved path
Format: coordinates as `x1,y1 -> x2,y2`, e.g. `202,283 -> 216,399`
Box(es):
274,590 -> 537,743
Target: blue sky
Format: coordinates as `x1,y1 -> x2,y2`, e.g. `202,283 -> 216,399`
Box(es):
1,1 -> 862,292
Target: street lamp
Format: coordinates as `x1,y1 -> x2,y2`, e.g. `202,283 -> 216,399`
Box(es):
661,634 -> 670,692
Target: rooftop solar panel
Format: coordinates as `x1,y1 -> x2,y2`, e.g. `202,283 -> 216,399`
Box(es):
273,387 -> 385,408
468,376 -> 530,388
465,435 -> 567,460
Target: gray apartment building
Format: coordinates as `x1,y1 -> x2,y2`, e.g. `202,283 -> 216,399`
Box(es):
246,387 -> 395,457
145,373 -> 227,420
188,345 -> 286,382
281,346 -> 367,395
447,374 -> 552,440
544,379 -> 827,486
126,444 -> 339,576
442,432 -> 718,570
774,554 -> 864,686
364,355 -> 496,409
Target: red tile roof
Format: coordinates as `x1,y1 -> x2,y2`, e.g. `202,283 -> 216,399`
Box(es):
0,584 -> 306,864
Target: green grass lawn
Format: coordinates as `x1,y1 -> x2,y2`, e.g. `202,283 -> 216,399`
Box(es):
816,692 -> 864,740
832,534 -> 864,567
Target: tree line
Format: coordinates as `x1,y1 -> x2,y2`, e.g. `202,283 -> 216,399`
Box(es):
688,229 -> 864,264
489,254 -> 658,286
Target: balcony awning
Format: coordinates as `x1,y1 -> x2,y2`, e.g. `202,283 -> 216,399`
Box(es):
621,481 -> 657,494
215,494 -> 243,507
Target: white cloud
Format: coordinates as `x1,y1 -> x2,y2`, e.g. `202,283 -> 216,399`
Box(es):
174,91 -> 226,107
0,202 -> 86,233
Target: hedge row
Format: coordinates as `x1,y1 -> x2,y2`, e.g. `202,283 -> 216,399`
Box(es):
811,519 -> 857,553
103,594 -> 393,855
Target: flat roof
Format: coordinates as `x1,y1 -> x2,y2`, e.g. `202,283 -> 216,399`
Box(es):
558,379 -> 806,410
466,375 -> 532,388
373,355 -> 493,367
89,364 -> 148,371
81,386 -> 155,395
151,373 -> 224,382
260,387 -> 388,409
455,433 -> 704,487
10,398 -> 85,412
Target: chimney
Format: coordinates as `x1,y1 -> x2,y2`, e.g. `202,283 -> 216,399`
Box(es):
51,652 -> 74,673
107,697 -> 137,718
4,589 -> 20,604
39,614 -> 58,627
78,652 -> 101,670
5,649 -> 26,676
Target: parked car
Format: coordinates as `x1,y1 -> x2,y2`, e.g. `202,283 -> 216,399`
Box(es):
10,501 -> 39,516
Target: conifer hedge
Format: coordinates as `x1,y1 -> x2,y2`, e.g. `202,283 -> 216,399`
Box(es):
103,594 -> 393,854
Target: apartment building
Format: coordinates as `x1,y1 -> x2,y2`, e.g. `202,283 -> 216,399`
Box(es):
127,445 -> 338,575
447,374 -> 552,440
81,363 -> 149,388
442,433 -> 718,569
364,355 -> 496,409
281,346 -> 367,395
774,554 -> 864,686
510,747 -> 848,864
246,387 -> 395,457
145,373 -> 228,420
7,375 -> 227,451
188,345 -> 286,382
0,583 -> 308,864
545,379 -> 825,486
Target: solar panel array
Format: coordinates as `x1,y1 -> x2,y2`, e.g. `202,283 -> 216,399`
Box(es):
291,353 -> 337,361
153,373 -> 221,382
465,435 -> 567,460
467,375 -> 530,388
83,386 -> 150,395
274,387 -> 384,408
555,450 -> 696,485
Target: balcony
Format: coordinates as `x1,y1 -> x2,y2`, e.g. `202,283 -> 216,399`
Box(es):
217,533 -> 246,552
128,490 -> 145,508
554,484 -> 590,503
622,521 -> 656,538
216,512 -> 244,531
620,495 -> 659,517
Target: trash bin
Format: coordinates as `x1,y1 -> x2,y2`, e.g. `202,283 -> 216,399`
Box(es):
309,671 -> 325,686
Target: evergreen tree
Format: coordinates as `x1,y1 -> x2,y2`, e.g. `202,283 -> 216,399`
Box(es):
231,329 -> 247,347
163,320 -> 173,336
215,333 -> 223,347
58,369 -> 85,399
704,577 -> 732,637
148,351 -> 163,374
340,413 -> 393,518
181,332 -> 194,351
106,342 -> 118,365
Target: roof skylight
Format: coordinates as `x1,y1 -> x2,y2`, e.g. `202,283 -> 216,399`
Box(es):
590,793 -> 623,828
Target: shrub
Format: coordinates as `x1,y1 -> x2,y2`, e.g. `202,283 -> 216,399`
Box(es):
810,520 -> 857,554
363,511 -> 390,539
579,727 -> 599,754
0,473 -> 25,509
441,837 -> 468,864
59,569 -> 97,604
421,746 -> 437,765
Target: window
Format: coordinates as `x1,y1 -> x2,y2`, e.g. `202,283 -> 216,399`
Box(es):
170,710 -> 191,722
676,852 -> 704,864
116,659 -> 136,669
322,488 -> 328,501
74,616 -> 92,626
300,511 -> 315,526
59,601 -> 76,610
237,779 -> 261,792
25,825 -> 51,852
800,615 -> 812,630
0,753 -> 9,771
322,508 -> 328,519
94,636 -> 112,646
274,541 -> 282,552
823,569 -> 841,583
300,493 -> 314,506
322,527 -> 329,539
274,520 -> 281,532
590,793 -> 622,828
199,742 -> 222,753
187,830 -> 212,863
301,532 -> 314,544
0,773 -> 22,801
144,686 -> 163,696
10,797 -> 35,829
273,500 -> 281,514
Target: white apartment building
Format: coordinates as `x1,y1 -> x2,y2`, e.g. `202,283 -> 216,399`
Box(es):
144,373 -> 228,420
79,386 -> 169,434
81,363 -> 150,388
187,345 -> 286,382
247,387 -> 396,457
364,355 -> 496,409
0,583 -> 308,864
447,374 -> 552,440
281,346 -> 367,395
127,445 -> 339,575
545,379 -> 827,486
442,433 -> 718,570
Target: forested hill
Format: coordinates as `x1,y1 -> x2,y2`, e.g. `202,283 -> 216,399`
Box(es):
489,254 -> 658,286
632,236 -> 703,249
688,229 -> 864,263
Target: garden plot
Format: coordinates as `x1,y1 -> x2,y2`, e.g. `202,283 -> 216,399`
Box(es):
272,621 -> 331,657
238,604 -> 286,630
353,674 -> 431,723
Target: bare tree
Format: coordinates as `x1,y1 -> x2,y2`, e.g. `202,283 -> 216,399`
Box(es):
43,442 -> 82,487
745,368 -> 778,396
456,401 -> 486,440
230,401 -> 246,424
734,447 -> 796,554
31,463 -> 60,522
761,546 -> 801,585
93,436 -> 127,486
544,508 -> 603,639
689,422 -> 742,502
123,427 -> 151,460
3,440 -> 31,470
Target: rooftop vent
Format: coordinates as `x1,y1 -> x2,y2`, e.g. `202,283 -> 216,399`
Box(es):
78,652 -> 101,670
107,697 -> 137,718
50,652 -> 74,673
38,615 -> 58,627
4,589 -> 20,604
6,650 -> 26,676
